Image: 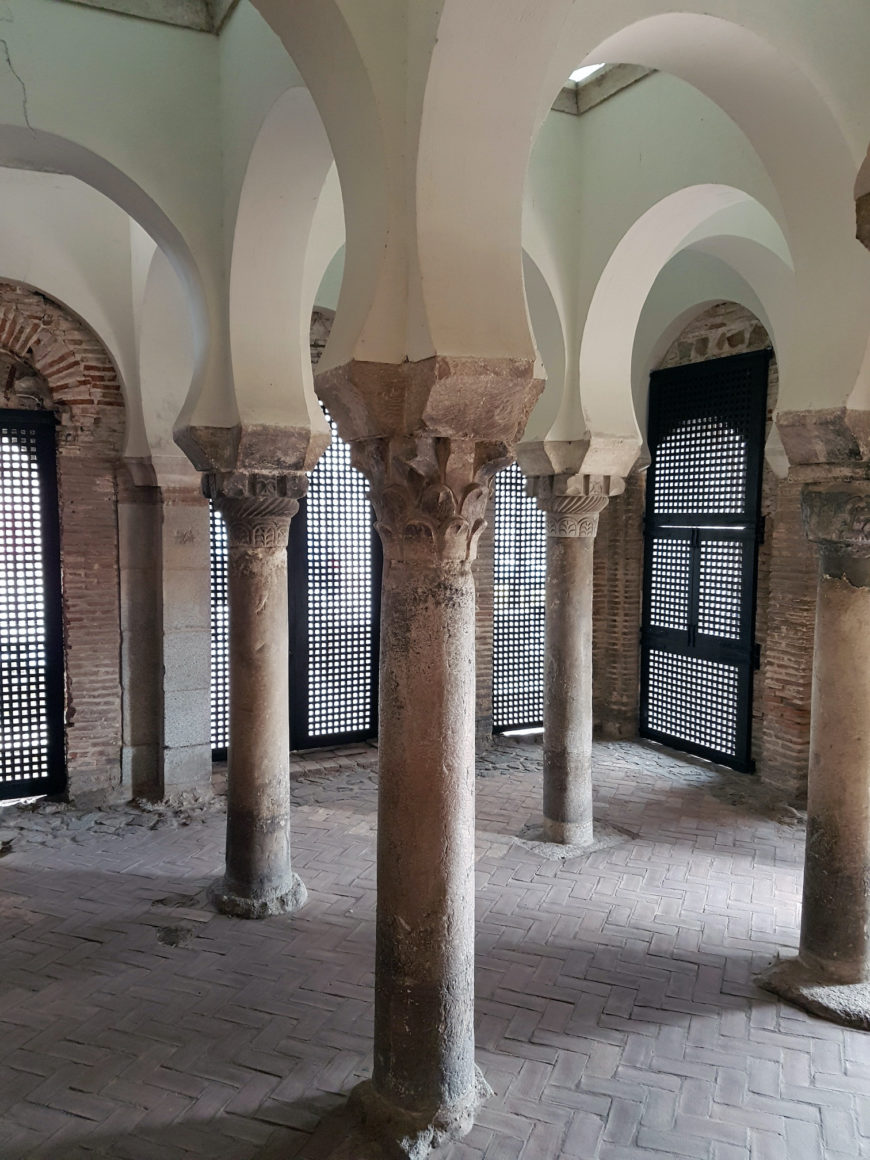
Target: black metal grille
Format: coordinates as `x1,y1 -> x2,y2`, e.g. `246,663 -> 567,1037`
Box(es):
288,408 -> 380,749
0,411 -> 64,798
492,461 -> 546,731
209,502 -> 229,755
646,649 -> 739,756
208,412 -> 381,753
640,350 -> 769,771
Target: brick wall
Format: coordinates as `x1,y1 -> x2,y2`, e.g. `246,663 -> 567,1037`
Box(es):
592,473 -> 644,738
0,283 -> 125,803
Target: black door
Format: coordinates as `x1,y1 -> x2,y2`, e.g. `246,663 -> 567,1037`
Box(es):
640,350 -> 769,771
288,408 -> 381,749
0,410 -> 65,799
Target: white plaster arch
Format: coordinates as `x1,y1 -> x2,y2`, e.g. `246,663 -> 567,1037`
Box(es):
632,250 -> 775,435
229,87 -> 337,441
0,168 -> 143,446
577,186 -> 792,470
302,168 -> 345,349
138,247 -> 199,487
250,0 -> 395,368
522,251 -> 567,444
537,10 -> 870,414
0,124 -> 219,443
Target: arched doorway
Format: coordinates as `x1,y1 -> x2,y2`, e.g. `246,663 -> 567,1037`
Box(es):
0,283 -> 125,801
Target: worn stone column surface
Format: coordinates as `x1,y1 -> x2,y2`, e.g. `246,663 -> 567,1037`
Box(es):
537,482 -> 608,843
759,479 -> 870,1028
519,471 -> 628,857
316,353 -> 543,1157
347,435 -> 498,1155
204,470 -> 308,919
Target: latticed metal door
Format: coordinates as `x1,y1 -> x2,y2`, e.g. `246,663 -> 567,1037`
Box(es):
492,461 -> 547,732
640,349 -> 769,771
288,408 -> 381,749
0,410 -> 65,799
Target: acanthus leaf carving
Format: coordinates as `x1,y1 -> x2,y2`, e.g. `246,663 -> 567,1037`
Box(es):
353,436 -> 502,564
203,470 -> 307,550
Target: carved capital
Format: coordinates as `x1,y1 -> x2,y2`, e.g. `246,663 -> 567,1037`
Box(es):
203,470 -> 307,549
352,436 -> 511,564
527,473 -> 621,538
316,355 -> 543,445
801,482 -> 870,556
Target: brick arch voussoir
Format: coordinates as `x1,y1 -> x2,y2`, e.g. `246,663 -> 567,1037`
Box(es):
0,283 -> 124,411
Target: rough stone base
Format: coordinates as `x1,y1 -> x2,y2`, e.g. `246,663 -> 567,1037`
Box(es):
209,872 -> 308,919
757,957 -> 870,1031
350,1065 -> 492,1159
515,817 -> 634,861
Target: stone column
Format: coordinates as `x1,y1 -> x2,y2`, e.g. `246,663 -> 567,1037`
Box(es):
349,435 -> 497,1156
204,471 -> 308,919
522,472 -> 625,853
535,482 -> 609,844
759,479 -> 870,1027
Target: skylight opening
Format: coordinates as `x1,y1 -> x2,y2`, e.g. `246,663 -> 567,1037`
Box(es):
569,63 -> 606,84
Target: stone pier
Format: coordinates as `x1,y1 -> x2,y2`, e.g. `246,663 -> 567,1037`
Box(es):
205,471 -> 308,920
759,479 -> 870,1027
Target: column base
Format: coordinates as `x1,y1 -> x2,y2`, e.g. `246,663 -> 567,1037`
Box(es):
516,817 -> 634,861
756,956 -> 870,1031
350,1066 -> 492,1159
209,872 -> 308,919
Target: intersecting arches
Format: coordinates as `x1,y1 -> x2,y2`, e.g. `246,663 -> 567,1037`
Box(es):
578,186 -> 792,471
229,87 -> 338,454
539,11 -> 870,416
0,124 -> 215,477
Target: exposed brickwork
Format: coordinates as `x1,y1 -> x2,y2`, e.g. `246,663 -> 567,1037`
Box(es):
649,303 -> 814,800
0,282 -> 125,802
592,474 -> 644,738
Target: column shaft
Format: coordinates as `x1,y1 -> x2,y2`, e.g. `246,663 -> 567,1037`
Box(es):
758,480 -> 870,1025
543,532 -> 595,844
373,557 -> 477,1116
222,537 -> 301,913
800,556 -> 870,981
348,434 -> 496,1154
206,474 -> 307,919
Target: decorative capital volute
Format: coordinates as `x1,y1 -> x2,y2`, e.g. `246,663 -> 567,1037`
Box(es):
352,435 -> 510,564
203,470 -> 307,549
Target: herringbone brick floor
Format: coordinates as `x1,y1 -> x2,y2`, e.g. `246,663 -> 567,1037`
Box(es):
0,739 -> 868,1159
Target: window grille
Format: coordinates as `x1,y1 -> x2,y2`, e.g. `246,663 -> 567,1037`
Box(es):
492,460 -> 546,731
640,350 -> 769,771
0,411 -> 64,798
209,409 -> 381,753
289,407 -> 380,748
209,502 -> 229,755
